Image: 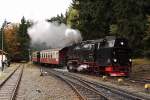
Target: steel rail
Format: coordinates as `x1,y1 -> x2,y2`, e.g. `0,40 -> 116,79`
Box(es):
66,72 -> 150,100
10,64 -> 24,100
48,70 -> 108,100
0,64 -> 20,87
49,72 -> 85,100
127,78 -> 150,84
0,64 -> 24,100
49,69 -> 150,100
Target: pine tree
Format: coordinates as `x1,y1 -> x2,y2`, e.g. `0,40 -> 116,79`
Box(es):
113,0 -> 149,57
16,17 -> 31,60
68,0 -> 113,40
47,13 -> 66,24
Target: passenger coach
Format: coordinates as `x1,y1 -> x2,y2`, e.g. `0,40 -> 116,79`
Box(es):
32,48 -> 68,67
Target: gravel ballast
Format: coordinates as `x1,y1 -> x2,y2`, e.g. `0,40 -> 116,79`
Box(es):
16,63 -> 79,100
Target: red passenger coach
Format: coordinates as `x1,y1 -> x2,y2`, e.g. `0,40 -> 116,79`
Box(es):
32,47 -> 68,67
31,51 -> 39,63
40,49 -> 60,64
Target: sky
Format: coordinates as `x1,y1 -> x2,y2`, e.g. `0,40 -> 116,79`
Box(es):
0,0 -> 72,25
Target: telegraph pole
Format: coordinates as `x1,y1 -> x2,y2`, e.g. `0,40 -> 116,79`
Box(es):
1,20 -> 6,71
1,20 -> 10,71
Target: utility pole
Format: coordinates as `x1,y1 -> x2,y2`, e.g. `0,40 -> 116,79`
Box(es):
28,48 -> 31,61
1,20 -> 10,71
1,20 -> 7,71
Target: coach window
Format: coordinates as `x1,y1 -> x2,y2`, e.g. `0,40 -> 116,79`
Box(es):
55,52 -> 57,58
47,52 -> 48,58
54,52 -> 56,58
56,52 -> 58,58
54,51 -> 56,58
50,54 -> 52,58
48,52 -> 50,57
51,52 -> 53,58
53,52 -> 55,58
49,53 -> 51,58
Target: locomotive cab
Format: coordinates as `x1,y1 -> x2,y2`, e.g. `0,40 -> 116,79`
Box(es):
95,36 -> 132,76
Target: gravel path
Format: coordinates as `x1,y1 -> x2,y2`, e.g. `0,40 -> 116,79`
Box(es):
16,63 -> 79,100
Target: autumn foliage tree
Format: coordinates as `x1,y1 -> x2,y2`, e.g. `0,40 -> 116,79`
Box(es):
2,17 -> 32,61
4,24 -> 19,57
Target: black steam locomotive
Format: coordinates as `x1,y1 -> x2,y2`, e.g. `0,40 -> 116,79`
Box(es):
32,36 -> 132,76
66,36 -> 132,76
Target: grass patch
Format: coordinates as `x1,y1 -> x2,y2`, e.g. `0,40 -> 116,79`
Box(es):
0,73 -> 7,80
132,58 -> 150,65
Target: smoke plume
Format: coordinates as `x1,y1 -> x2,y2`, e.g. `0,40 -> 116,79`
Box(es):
28,21 -> 82,49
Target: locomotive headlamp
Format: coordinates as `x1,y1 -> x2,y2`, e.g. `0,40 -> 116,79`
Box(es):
120,42 -> 124,45
129,59 -> 132,62
113,59 -> 117,62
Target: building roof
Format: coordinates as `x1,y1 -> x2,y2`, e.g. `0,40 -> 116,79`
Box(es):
0,50 -> 8,55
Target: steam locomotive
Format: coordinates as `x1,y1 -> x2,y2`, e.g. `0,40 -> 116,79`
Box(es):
32,36 -> 132,76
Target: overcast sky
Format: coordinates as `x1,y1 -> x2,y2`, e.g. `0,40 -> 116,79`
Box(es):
0,0 -> 72,25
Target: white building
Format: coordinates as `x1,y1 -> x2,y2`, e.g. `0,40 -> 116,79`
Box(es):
0,55 -> 7,68
0,50 -> 8,68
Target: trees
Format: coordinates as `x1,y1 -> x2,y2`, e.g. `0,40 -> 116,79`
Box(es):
112,0 -> 150,57
1,17 -> 32,61
16,17 -> 31,60
66,6 -> 79,29
68,0 -> 150,58
4,24 -> 19,57
67,0 -> 113,40
47,14 -> 66,24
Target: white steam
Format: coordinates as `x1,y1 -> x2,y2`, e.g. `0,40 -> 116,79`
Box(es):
28,21 -> 82,49
77,64 -> 89,71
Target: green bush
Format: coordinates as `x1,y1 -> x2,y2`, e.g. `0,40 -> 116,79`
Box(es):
133,49 -> 144,58
144,50 -> 150,59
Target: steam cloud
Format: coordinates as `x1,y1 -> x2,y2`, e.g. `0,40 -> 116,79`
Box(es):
28,21 -> 82,49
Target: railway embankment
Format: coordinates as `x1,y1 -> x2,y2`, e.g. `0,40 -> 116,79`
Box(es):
16,63 -> 79,100
131,59 -> 150,79
0,63 -> 18,84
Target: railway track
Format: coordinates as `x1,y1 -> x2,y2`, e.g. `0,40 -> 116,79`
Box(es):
0,64 -> 24,100
47,69 -> 107,100
127,78 -> 150,84
45,68 -> 149,100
